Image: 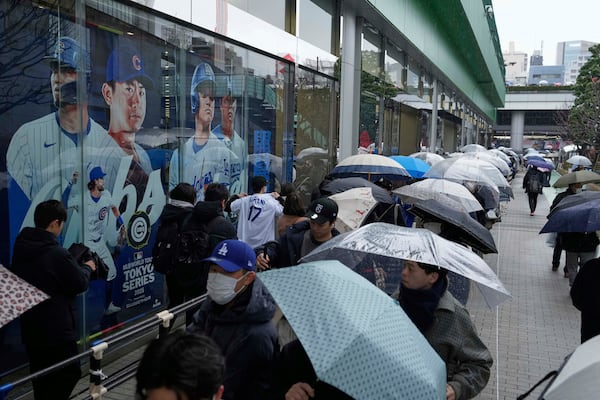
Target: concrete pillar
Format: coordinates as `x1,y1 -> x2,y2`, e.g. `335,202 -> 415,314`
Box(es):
510,111 -> 525,152
338,6 -> 362,161
429,79 -> 439,152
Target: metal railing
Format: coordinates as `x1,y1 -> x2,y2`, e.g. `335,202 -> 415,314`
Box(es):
0,294 -> 207,400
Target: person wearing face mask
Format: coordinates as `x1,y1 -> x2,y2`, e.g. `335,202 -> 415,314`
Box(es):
188,239 -> 278,400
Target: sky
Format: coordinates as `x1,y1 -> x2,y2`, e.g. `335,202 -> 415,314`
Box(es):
492,0 -> 600,65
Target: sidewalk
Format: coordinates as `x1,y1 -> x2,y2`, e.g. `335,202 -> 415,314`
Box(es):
469,170 -> 580,399
78,171 -> 582,400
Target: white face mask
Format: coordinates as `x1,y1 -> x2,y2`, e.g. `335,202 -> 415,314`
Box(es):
207,271 -> 248,305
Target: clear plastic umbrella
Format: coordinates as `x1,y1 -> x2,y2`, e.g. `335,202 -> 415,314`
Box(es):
301,223 -> 512,308
393,178 -> 484,213
408,152 -> 445,166
460,144 -> 487,153
566,155 -> 592,167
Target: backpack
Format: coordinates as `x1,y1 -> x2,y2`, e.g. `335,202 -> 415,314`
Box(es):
528,176 -> 541,193
152,215 -> 188,275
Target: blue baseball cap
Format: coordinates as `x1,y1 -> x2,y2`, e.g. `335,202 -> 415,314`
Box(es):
89,166 -> 106,182
203,240 -> 256,273
105,44 -> 154,89
44,37 -> 91,72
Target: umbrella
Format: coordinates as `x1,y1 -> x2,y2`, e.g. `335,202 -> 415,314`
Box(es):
408,152 -> 445,166
487,149 -> 512,165
296,147 -> 328,162
462,152 -> 511,177
393,178 -> 484,213
542,334 -> 600,400
408,199 -> 498,254
567,155 -> 592,166
320,177 -> 393,204
424,158 -> 512,200
328,187 -> 381,233
540,191 -> 600,233
258,260 -> 446,400
388,155 -> 430,178
553,170 -> 600,188
301,223 -> 512,308
460,144 -> 487,153
329,154 -> 411,181
526,158 -> 555,170
0,264 -> 50,328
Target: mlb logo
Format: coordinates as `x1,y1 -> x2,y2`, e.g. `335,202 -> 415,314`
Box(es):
134,251 -> 143,261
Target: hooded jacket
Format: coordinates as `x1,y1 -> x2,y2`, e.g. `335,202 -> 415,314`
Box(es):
189,279 -> 278,400
191,200 -> 237,249
11,227 -> 92,346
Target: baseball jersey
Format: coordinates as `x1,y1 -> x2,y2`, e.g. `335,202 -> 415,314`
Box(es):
230,193 -> 283,248
212,125 -> 248,195
84,190 -> 118,275
7,112 -> 107,201
169,133 -> 242,202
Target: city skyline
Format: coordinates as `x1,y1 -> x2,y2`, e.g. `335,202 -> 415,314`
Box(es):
493,0 -> 599,65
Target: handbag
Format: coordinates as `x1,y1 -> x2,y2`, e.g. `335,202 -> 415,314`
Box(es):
68,243 -> 110,280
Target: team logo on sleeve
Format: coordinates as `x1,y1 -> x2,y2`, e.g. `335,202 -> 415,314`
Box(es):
126,211 -> 151,249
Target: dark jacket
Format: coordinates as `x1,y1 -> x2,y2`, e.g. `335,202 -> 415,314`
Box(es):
523,167 -> 544,194
191,200 -> 238,249
188,279 -> 278,400
549,187 -> 596,251
255,220 -> 340,268
550,187 -> 576,211
571,258 -> 600,343
11,227 -> 92,346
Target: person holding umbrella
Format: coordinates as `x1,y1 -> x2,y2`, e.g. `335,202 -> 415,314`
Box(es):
397,260 -> 492,400
523,165 -> 545,216
549,182 -> 582,275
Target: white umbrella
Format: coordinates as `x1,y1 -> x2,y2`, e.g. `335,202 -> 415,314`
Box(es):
301,223 -> 512,308
328,187 -> 380,233
462,152 -> 511,177
460,144 -> 487,153
566,155 -> 592,167
393,179 -> 484,213
408,152 -> 445,166
543,335 -> 600,399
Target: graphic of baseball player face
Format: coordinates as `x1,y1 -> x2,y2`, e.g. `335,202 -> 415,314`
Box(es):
195,82 -> 215,128
93,177 -> 106,192
104,79 -> 147,135
220,95 -> 236,137
50,65 -> 77,105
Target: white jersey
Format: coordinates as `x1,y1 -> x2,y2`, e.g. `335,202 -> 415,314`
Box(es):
7,112 -> 107,200
169,133 -> 242,202
213,125 -> 248,194
89,133 -> 153,195
84,190 -> 118,278
230,193 -> 283,248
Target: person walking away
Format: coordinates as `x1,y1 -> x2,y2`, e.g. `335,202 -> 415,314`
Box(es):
570,258 -> 600,343
549,182 -> 581,274
136,331 -> 225,400
523,165 -> 544,216
560,230 -> 598,286
229,176 -> 283,248
397,260 -> 492,400
11,200 -> 96,400
188,239 -> 277,400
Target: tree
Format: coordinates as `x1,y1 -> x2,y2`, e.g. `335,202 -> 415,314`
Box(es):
568,44 -> 600,145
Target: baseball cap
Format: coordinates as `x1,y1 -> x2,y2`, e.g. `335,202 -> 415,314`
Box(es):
202,240 -> 256,273
44,37 -> 91,72
190,63 -> 216,94
307,197 -> 338,224
89,166 -> 106,182
105,44 -> 154,89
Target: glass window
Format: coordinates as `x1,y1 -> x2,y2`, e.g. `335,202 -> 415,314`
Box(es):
298,0 -> 336,53
385,42 -> 405,90
229,0 -> 292,32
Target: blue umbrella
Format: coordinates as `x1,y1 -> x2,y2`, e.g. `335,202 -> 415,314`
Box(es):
389,155 -> 431,177
540,191 -> 600,233
259,260 -> 446,400
329,154 -> 411,181
526,158 -> 554,170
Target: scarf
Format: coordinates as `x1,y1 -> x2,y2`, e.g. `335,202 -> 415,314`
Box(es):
399,277 -> 447,333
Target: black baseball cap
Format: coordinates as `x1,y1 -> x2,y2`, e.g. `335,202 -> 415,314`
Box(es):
307,198 -> 338,224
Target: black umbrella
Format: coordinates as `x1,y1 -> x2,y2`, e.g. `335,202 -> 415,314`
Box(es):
408,199 -> 498,254
321,177 -> 394,204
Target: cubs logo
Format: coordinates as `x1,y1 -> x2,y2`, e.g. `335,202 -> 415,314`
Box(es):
98,206 -> 108,221
132,54 -> 142,71
126,211 -> 150,249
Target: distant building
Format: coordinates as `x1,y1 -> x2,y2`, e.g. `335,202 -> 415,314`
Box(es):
528,65 -> 564,86
503,41 -> 528,85
530,50 -> 543,66
556,40 -> 597,85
